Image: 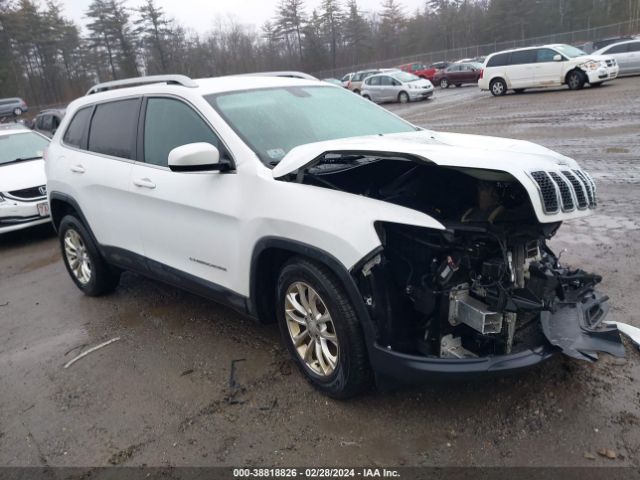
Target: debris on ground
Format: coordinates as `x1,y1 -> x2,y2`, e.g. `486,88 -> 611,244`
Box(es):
0,301 -> 8,307
225,358 -> 247,405
180,369 -> 194,377
597,448 -> 617,460
584,452 -> 596,460
63,337 -> 121,369
259,399 -> 278,411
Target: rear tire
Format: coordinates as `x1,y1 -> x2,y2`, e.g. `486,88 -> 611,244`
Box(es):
59,215 -> 120,296
567,70 -> 586,90
398,91 -> 409,104
353,89 -> 360,95
439,78 -> 449,89
276,258 -> 371,398
490,78 -> 507,96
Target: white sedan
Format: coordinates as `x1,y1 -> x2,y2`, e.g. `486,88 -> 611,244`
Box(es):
0,125 -> 51,234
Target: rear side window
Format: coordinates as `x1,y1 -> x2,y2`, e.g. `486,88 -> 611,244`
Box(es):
63,107 -> 92,148
367,76 -> 381,86
510,49 -> 537,65
607,43 -> 629,54
143,97 -> 221,167
88,99 -> 140,159
487,53 -> 510,67
629,42 -> 640,52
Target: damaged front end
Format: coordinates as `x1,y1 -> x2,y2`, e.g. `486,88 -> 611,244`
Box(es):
283,150 -> 625,380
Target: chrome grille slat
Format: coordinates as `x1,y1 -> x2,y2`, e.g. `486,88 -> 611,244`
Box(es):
560,171 -> 588,209
548,172 -> 575,211
573,169 -> 597,207
6,185 -> 47,201
530,171 -> 559,214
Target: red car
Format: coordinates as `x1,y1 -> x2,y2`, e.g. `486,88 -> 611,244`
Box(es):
397,61 -> 450,81
433,62 -> 483,89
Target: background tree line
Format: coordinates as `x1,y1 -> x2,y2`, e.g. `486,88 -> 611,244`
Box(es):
0,0 -> 638,106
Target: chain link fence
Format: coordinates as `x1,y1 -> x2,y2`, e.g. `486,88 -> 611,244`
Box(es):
313,20 -> 640,79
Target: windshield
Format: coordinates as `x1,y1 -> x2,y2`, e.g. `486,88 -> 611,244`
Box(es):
392,71 -> 420,83
206,86 -> 416,165
554,44 -> 587,58
0,131 -> 49,166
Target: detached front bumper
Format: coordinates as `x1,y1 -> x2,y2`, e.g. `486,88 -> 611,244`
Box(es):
0,196 -> 51,234
368,291 -> 624,383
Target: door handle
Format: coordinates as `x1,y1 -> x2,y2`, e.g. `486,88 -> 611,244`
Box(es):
133,178 -> 156,189
70,164 -> 85,174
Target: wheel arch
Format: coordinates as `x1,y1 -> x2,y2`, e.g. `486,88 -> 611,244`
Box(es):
565,67 -> 586,85
249,237 -> 376,340
49,192 -> 101,248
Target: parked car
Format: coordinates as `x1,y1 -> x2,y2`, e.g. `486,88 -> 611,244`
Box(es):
0,124 -> 51,234
479,44 -> 619,96
46,74 -> 624,398
0,97 -> 28,120
592,36 -> 635,52
341,72 -> 354,87
346,69 -> 381,94
361,71 -> 434,103
32,108 -> 65,138
433,62 -> 483,88
593,39 -> 640,76
397,62 -> 449,81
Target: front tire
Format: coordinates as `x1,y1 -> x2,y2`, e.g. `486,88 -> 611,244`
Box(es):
398,91 -> 409,104
490,78 -> 507,96
13,108 -> 21,116
276,258 -> 371,398
567,70 -> 586,90
59,215 -> 120,296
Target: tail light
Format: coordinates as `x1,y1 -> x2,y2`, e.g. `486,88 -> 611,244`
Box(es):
347,81 -> 352,88
479,69 -> 484,79
21,100 -> 27,108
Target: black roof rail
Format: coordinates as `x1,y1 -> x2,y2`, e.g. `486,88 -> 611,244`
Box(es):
86,75 -> 198,95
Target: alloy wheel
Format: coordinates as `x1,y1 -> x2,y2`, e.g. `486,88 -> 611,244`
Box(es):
64,229 -> 92,285
492,81 -> 504,95
284,281 -> 339,376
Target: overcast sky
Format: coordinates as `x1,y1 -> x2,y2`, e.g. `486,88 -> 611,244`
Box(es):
61,0 -> 427,33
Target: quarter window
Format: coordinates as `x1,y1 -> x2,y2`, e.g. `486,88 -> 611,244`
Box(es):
629,42 -> 640,52
63,107 -> 92,149
143,97 -> 221,168
88,99 -> 140,159
487,53 -> 510,67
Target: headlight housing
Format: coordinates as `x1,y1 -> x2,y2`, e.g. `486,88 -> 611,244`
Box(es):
581,60 -> 601,71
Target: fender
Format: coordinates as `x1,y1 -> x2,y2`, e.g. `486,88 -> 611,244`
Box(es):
249,236 -> 377,343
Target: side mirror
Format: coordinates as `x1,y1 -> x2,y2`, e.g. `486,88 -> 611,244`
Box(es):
168,142 -> 230,172
553,54 -> 562,62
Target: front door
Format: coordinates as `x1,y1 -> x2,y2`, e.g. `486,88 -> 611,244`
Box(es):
534,48 -> 564,87
129,96 -> 241,291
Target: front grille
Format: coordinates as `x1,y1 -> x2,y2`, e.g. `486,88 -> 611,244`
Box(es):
606,59 -> 616,67
561,171 -> 588,209
530,169 -> 597,215
548,172 -> 575,211
530,171 -> 559,213
5,185 -> 46,201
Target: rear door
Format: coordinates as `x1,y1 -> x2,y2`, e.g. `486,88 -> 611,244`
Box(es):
129,96 -> 241,289
628,41 -> 640,73
61,98 -> 142,253
365,75 -> 383,101
534,48 -> 564,86
507,49 -> 537,88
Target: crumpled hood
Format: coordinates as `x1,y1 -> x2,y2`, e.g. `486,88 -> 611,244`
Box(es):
271,129 -> 579,178
0,159 -> 46,192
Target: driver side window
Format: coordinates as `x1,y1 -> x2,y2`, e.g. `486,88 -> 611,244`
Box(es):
143,97 -> 223,168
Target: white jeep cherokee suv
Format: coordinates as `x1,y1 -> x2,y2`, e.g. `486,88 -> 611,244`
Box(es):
46,75 -> 624,397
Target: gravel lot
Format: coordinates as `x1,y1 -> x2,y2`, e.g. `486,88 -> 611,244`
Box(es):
1,77 -> 639,469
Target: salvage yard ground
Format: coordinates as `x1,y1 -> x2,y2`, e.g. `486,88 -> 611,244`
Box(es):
1,77 -> 640,468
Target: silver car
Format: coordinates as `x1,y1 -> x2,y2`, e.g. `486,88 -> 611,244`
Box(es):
593,39 -> 640,76
0,97 -> 28,119
361,71 -> 434,104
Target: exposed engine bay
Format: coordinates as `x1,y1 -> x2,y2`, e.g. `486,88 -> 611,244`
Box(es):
284,153 -> 625,362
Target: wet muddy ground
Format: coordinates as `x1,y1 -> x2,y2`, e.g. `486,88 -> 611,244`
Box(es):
1,77 -> 639,468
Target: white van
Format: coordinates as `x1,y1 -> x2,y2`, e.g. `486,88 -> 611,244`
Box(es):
478,44 -> 619,96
